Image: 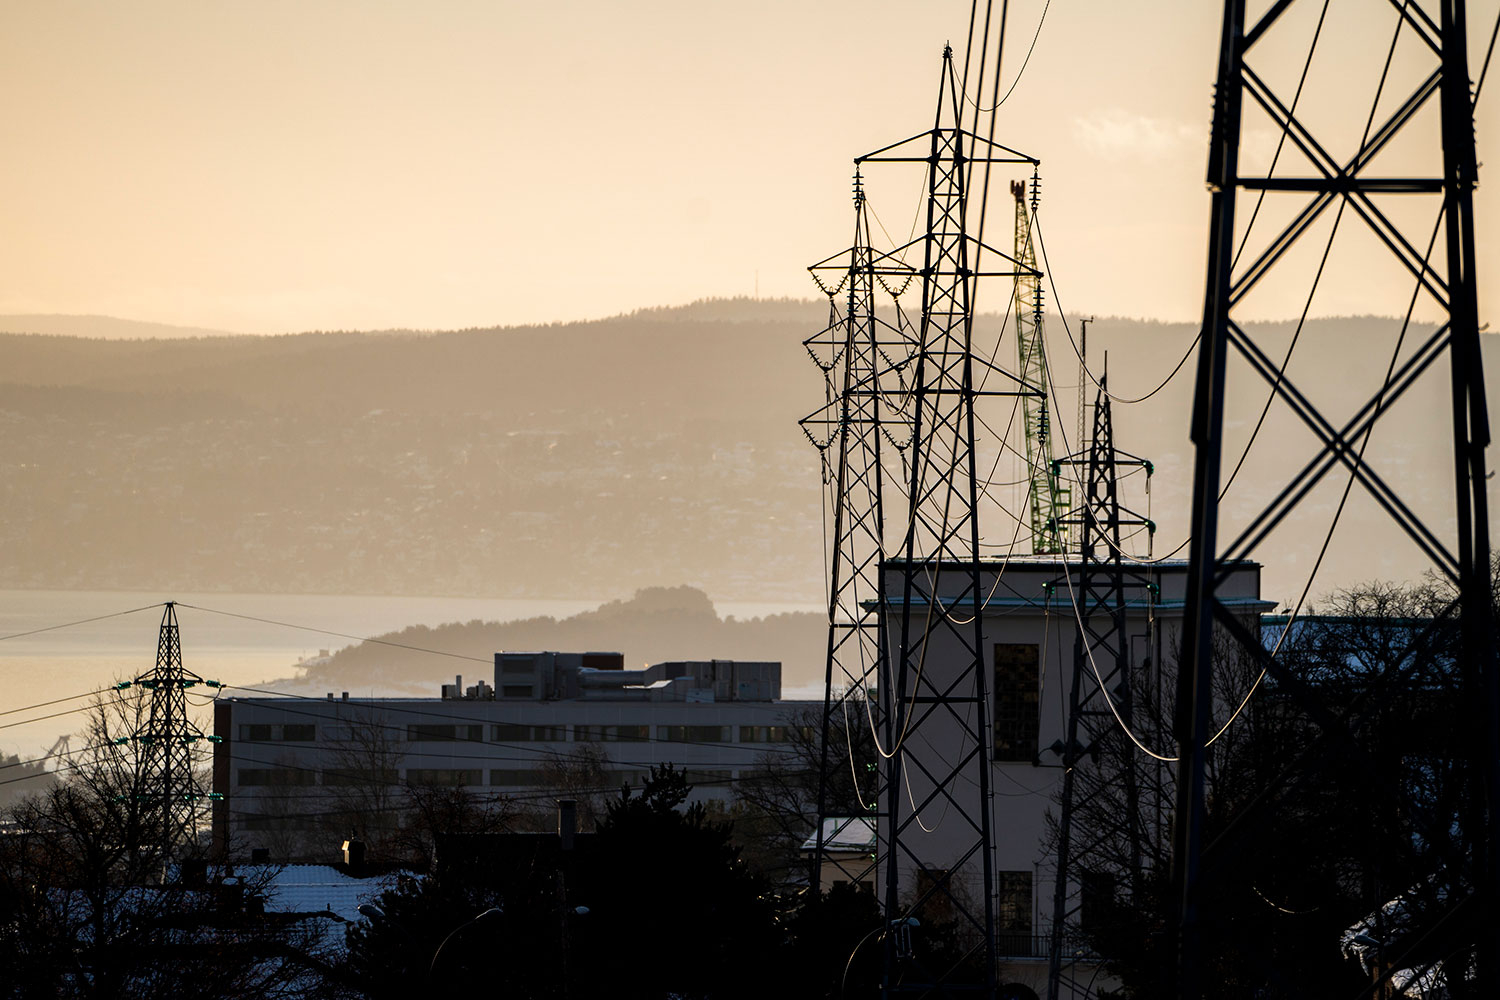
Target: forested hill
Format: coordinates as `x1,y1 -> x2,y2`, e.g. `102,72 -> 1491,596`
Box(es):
0,299 -> 829,601
275,586 -> 826,697
1,300 -> 1493,605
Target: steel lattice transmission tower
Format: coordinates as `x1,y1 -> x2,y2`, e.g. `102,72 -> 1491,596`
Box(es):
856,45 -> 1041,996
1011,175 -> 1070,556
801,170 -> 916,889
1045,380 -> 1155,1000
1173,2 -> 1497,997
132,602 -> 218,867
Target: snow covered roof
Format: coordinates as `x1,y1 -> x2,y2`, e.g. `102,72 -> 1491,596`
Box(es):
1340,876 -> 1465,998
800,816 -> 876,852
260,864 -> 411,920
251,864 -> 417,950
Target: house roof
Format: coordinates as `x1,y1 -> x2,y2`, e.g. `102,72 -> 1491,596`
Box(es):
800,816 -> 876,852
259,863 -> 412,922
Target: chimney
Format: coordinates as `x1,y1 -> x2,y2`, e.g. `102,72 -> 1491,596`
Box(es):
557,799 -> 577,852
342,834 -> 366,872
341,691 -> 349,701
181,857 -> 208,887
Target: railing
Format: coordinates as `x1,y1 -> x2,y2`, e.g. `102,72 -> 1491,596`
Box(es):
994,933 -> 1101,961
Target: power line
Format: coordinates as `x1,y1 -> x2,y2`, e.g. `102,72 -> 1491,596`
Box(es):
175,603 -> 494,665
0,603 -> 164,642
0,702 -> 109,732
0,687 -> 115,718
1046,1 -> 1332,412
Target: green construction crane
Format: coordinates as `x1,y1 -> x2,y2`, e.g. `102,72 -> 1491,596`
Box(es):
1011,176 -> 1070,554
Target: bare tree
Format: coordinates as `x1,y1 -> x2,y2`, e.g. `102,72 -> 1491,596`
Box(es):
531,742 -> 612,831
1058,581 -> 1478,996
318,710 -> 408,859
0,688 -> 340,999
391,783 -> 514,870
733,692 -> 875,887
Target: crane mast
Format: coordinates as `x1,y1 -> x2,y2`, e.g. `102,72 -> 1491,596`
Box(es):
1012,177 -> 1069,554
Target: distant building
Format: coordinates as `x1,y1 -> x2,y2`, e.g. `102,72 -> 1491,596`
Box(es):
802,816 -> 876,894
212,653 -> 816,859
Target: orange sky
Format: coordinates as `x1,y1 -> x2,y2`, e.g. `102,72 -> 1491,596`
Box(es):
0,1 -> 1494,334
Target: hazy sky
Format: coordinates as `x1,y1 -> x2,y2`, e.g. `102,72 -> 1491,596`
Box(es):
1,1 -> 1495,334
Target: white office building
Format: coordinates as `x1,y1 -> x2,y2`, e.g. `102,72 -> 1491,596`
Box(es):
212,652 -> 817,858
872,557 -> 1269,999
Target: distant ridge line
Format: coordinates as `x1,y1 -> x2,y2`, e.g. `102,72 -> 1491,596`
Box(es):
0,314 -> 248,341
0,305 -> 1462,343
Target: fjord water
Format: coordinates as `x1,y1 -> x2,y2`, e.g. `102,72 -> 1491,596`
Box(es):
0,590 -> 604,759
0,589 -> 819,760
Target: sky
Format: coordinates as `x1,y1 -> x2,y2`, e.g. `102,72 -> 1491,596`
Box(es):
0,1 -> 1495,334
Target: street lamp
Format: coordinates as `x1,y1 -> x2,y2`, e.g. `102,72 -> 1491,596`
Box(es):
429,906 -> 503,979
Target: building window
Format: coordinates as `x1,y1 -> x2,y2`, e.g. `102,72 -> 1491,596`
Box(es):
994,644 -> 1040,761
237,768 -> 315,787
489,769 -> 552,787
739,725 -> 806,743
243,814 -> 315,831
682,768 -> 733,786
657,725 -> 729,743
238,723 -> 318,743
574,725 -> 650,742
501,684 -> 534,698
1080,871 -> 1116,935
913,867 -> 953,924
407,724 -> 484,743
323,725 -> 402,743
406,768 -> 482,787
491,724 -> 565,742
996,870 -> 1034,955
322,767 -> 399,787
